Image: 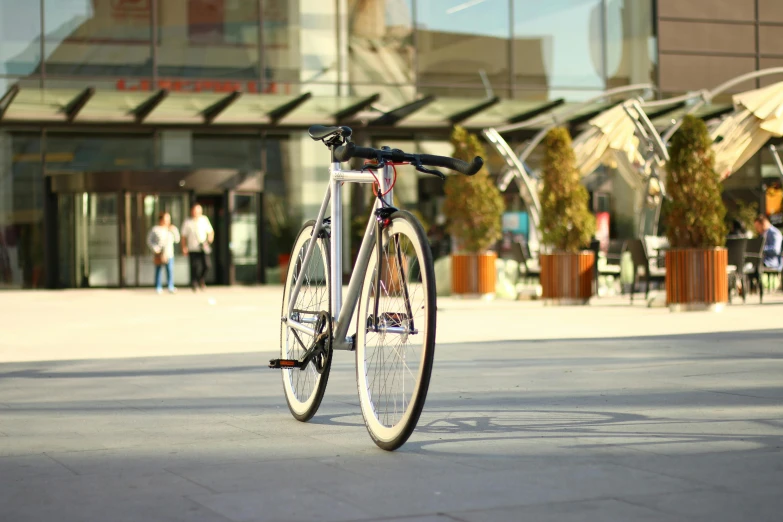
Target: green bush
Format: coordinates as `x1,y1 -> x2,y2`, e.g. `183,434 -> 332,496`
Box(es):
442,126 -> 505,253
539,127 -> 596,253
665,115 -> 727,248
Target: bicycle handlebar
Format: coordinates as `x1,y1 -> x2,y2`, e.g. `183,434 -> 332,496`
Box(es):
333,141 -> 483,176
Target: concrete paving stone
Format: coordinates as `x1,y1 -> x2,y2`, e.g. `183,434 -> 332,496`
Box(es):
0,454 -> 77,480
43,434 -> 340,477
603,449 -> 783,495
314,462 -> 702,519
315,449 -> 481,480
622,489 -> 783,522
3,490 -> 231,522
0,470 -> 219,522
451,498 -> 690,522
0,430 -> 103,457
188,487 -> 375,522
167,456 -> 368,495
367,515 -> 461,522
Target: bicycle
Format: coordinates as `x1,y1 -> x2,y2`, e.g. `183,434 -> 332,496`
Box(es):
268,124 -> 483,451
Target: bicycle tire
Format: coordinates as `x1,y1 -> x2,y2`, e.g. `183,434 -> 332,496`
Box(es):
355,210 -> 437,450
279,220 -> 332,422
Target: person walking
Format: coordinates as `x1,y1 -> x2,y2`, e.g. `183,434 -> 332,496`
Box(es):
181,203 -> 214,292
147,211 -> 180,294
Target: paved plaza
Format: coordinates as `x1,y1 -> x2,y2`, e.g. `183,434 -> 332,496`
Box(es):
1,287 -> 782,521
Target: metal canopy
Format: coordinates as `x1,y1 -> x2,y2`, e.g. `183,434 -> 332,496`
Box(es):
387,96 -> 559,128
460,98 -> 564,128
0,85 -> 574,133
370,96 -> 436,126
0,86 -> 383,128
649,103 -> 733,131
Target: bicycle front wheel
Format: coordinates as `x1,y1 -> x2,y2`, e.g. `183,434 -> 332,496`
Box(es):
356,210 -> 436,451
279,220 -> 332,422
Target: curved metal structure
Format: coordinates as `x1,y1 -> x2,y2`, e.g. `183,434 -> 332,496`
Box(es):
626,67 -> 783,236
482,84 -> 655,242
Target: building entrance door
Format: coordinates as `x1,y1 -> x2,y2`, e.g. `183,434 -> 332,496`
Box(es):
57,193 -> 120,288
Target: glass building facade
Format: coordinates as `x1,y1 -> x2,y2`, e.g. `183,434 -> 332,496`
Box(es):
0,0 -> 656,289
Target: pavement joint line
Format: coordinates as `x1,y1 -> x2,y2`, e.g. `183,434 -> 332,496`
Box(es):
702,389 -> 780,401
598,458 -> 725,490
221,421 -> 268,437
163,468 -> 220,494
609,496 -> 692,519
181,495 -> 235,522
611,488 -> 722,517
685,370 -> 767,377
43,452 -> 80,476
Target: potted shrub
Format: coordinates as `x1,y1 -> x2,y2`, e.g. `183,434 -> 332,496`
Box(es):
539,127 -> 597,304
664,115 -> 728,311
442,126 -> 505,297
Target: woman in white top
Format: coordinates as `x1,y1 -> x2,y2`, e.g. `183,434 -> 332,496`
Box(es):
146,211 -> 181,294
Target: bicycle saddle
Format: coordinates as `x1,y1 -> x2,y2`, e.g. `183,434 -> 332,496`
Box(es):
308,125 -> 352,141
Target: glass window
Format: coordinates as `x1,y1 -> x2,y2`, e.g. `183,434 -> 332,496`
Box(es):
348,0 -> 415,87
192,134 -> 262,170
0,1 -> 41,76
46,133 -> 155,172
158,0 -> 260,84
262,136 -> 295,282
0,132 -> 45,289
417,0 -> 511,89
43,0 -> 152,78
513,0 -> 605,96
263,0 -> 339,95
263,0 -> 295,90
605,0 -> 655,88
73,193 -> 119,287
232,193 -> 258,284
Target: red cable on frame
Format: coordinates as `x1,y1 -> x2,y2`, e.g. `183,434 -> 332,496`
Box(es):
366,161 -> 405,197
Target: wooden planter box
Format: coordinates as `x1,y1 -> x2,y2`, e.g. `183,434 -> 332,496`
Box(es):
451,252 -> 497,297
665,248 -> 728,311
381,254 -> 409,294
278,253 -> 291,284
540,251 -> 595,305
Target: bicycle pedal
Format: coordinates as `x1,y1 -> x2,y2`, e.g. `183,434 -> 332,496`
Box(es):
268,358 -> 303,369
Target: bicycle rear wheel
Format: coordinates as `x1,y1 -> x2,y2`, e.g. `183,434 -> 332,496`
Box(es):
355,210 -> 436,450
279,220 -> 332,422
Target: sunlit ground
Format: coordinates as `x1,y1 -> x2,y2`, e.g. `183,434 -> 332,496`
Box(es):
1,287 -> 782,521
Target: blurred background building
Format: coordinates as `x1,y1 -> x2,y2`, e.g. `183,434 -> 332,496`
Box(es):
0,0 -> 777,289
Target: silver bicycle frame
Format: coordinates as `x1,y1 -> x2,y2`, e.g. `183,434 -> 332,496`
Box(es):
284,161 -> 395,351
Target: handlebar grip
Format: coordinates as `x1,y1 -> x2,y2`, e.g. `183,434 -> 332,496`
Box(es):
419,154 -> 483,176
333,142 -> 378,162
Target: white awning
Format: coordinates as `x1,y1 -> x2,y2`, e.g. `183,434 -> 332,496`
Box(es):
712,81 -> 783,179
572,104 -> 643,177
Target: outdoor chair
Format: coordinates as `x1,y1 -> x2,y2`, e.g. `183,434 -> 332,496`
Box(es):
599,239 -> 624,276
515,239 -> 540,282
592,239 -> 624,296
726,237 -> 748,303
744,235 -> 781,303
626,238 -> 666,303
